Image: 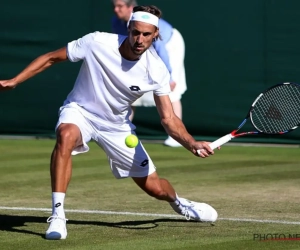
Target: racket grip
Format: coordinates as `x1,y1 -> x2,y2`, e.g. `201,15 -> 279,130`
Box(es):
197,134 -> 233,155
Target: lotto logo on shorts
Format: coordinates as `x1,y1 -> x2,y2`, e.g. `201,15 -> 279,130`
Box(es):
129,86 -> 141,91
140,159 -> 148,167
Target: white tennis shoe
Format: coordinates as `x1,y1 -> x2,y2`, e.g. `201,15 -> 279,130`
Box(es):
170,198 -> 218,222
45,216 -> 68,240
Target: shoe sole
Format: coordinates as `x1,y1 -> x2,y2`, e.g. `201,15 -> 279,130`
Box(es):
45,232 -> 67,240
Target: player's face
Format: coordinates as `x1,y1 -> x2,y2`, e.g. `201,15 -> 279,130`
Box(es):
128,21 -> 159,56
113,0 -> 133,21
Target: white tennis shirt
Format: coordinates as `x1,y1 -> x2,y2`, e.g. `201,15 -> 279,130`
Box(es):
64,32 -> 170,131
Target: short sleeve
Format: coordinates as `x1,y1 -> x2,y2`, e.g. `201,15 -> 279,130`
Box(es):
153,68 -> 171,96
67,32 -> 96,62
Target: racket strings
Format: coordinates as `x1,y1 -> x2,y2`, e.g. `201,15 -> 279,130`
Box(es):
251,84 -> 300,133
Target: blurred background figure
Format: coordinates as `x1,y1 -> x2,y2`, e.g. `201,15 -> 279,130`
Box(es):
111,0 -> 187,147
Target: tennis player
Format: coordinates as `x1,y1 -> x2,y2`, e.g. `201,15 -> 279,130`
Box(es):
112,0 -> 187,147
0,5 -> 217,240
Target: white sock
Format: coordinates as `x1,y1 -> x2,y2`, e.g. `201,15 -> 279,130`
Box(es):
174,193 -> 180,202
177,196 -> 192,206
169,193 -> 184,213
170,193 -> 193,208
52,192 -> 65,218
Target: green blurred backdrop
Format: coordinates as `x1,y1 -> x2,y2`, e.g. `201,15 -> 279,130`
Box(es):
0,0 -> 300,143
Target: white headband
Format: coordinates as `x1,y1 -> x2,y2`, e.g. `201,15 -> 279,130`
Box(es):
128,11 -> 159,28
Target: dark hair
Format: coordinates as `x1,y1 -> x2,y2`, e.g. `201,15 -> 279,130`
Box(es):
131,5 -> 162,41
133,5 -> 162,19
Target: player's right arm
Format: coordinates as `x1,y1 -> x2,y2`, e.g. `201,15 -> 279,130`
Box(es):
0,47 -> 68,91
154,94 -> 213,158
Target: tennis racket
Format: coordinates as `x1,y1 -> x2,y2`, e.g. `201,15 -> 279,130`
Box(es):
197,82 -> 300,154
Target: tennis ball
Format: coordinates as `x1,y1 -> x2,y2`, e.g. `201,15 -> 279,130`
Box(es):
125,134 -> 139,148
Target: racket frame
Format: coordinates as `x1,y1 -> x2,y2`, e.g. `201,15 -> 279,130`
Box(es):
197,82 -> 300,153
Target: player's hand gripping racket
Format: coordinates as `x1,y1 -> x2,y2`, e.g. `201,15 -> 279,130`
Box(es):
197,82 -> 300,154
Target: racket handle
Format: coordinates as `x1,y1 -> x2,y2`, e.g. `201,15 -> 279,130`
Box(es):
197,134 -> 233,154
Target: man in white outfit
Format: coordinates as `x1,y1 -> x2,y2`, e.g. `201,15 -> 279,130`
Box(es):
0,5 -> 217,240
112,0 -> 187,147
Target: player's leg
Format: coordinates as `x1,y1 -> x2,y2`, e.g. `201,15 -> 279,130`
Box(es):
98,130 -> 176,202
132,172 -> 176,202
129,106 -> 136,121
51,123 -> 82,193
97,130 -> 217,222
46,123 -> 82,240
132,173 -> 218,222
46,104 -> 93,240
171,100 -> 182,120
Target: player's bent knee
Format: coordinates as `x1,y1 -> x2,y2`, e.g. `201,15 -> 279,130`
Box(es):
56,124 -> 82,151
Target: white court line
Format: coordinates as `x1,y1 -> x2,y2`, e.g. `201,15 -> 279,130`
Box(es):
0,206 -> 300,225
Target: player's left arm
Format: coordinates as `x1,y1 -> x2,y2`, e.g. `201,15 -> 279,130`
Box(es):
0,47 -> 68,90
154,94 -> 213,157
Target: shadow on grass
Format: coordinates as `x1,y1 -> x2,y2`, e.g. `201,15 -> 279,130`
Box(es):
0,214 -> 211,239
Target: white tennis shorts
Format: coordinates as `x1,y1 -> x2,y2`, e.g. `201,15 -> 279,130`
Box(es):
55,102 -> 156,179
132,28 -> 187,107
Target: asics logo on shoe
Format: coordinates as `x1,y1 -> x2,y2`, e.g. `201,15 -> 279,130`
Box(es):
140,159 -> 149,167
55,202 -> 61,208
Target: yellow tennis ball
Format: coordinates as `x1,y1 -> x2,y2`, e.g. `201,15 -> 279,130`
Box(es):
125,134 -> 139,148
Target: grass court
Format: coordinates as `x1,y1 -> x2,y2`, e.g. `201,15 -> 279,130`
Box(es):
0,139 -> 299,250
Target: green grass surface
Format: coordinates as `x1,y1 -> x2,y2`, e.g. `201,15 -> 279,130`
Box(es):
0,139 -> 299,250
